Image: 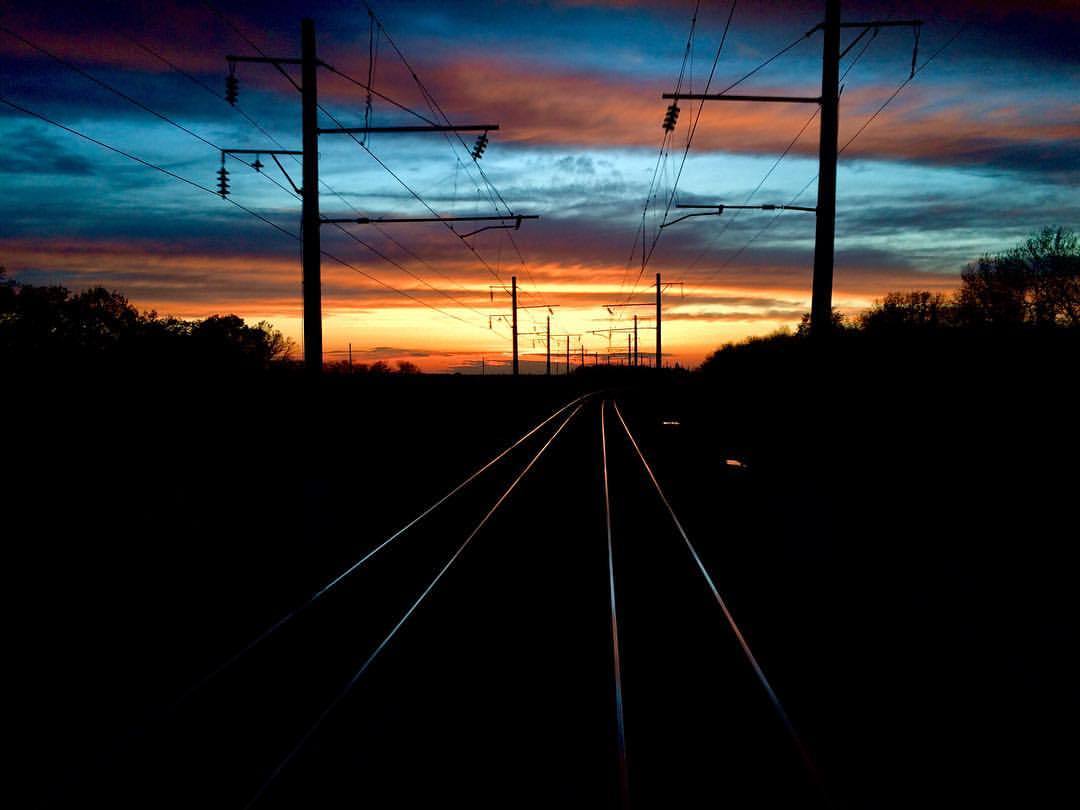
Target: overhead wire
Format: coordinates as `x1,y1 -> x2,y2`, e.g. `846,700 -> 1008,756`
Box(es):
683,22 -> 880,279
690,19 -> 968,289
641,0 -> 738,269
621,0 -> 701,293
0,23 -> 303,203
359,1 -> 550,310
189,7 -> 508,335
0,94 -> 499,335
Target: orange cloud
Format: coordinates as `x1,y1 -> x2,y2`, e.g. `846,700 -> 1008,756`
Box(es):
320,54 -> 1078,171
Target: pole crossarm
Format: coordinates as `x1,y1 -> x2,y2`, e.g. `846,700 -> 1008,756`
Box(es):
803,19 -> 922,35
663,203 -> 816,228
321,214 -> 538,226
677,203 -> 816,211
602,302 -> 653,308
517,304 -> 558,311
318,124 -> 499,134
221,149 -> 303,155
839,20 -> 922,29
226,55 -> 304,65
663,92 -> 821,104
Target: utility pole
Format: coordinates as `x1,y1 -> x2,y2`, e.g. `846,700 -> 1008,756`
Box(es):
565,336 -> 570,375
300,19 -> 321,374
580,344 -> 585,368
511,275 -> 519,376
633,314 -> 639,367
491,292 -> 553,377
597,307 -> 659,366
348,342 -> 352,371
811,0 -> 841,339
662,3 -> 920,338
655,271 -> 662,369
546,315 -> 551,376
222,21 -> 538,375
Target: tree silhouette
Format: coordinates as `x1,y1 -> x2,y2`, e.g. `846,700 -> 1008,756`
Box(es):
860,291 -> 953,332
795,308 -> 847,336
0,274 -> 294,369
957,226 -> 1079,328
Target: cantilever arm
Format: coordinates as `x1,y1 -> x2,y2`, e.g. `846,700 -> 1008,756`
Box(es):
458,216 -> 526,238
660,210 -> 723,229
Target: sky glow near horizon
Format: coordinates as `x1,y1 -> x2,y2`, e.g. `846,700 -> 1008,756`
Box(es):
2,0 -> 1077,371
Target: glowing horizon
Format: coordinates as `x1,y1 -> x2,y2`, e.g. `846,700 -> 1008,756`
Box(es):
2,1 -> 1076,371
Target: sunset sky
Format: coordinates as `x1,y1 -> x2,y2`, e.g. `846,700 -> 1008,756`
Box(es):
2,1 -> 1077,371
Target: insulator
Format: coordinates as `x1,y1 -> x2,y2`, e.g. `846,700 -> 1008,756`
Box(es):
471,132 -> 489,160
662,103 -> 680,131
217,166 -> 230,198
225,74 -> 239,106
251,156 -> 264,172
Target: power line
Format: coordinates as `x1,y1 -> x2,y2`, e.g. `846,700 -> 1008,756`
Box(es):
243,401 -> 586,809
690,19 -> 968,290
319,61 -> 439,127
317,102 -> 511,290
360,1 -> 549,309
621,0 -> 702,294
195,9 -> 527,346
838,22 -> 968,156
203,8 -> 521,336
681,26 -> 878,278
120,28 -> 363,219
0,94 -> 498,336
6,24 -> 481,325
0,23 -> 303,203
328,222 -> 502,326
634,0 -> 738,286
0,95 -> 297,238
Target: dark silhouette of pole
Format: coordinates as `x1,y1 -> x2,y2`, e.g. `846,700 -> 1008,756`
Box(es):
348,342 -> 352,371
655,272 -> 662,369
580,344 -> 584,368
301,19 -> 321,374
546,315 -> 551,376
565,337 -> 570,375
811,0 -> 841,338
511,275 -> 519,376
633,315 -> 639,367
657,7 -> 920,343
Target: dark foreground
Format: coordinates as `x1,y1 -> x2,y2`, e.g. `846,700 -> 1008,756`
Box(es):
7,345 -> 1077,808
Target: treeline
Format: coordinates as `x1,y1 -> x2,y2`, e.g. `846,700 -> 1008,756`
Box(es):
0,269 -> 293,371
704,226 -> 1079,368
325,359 -> 422,375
